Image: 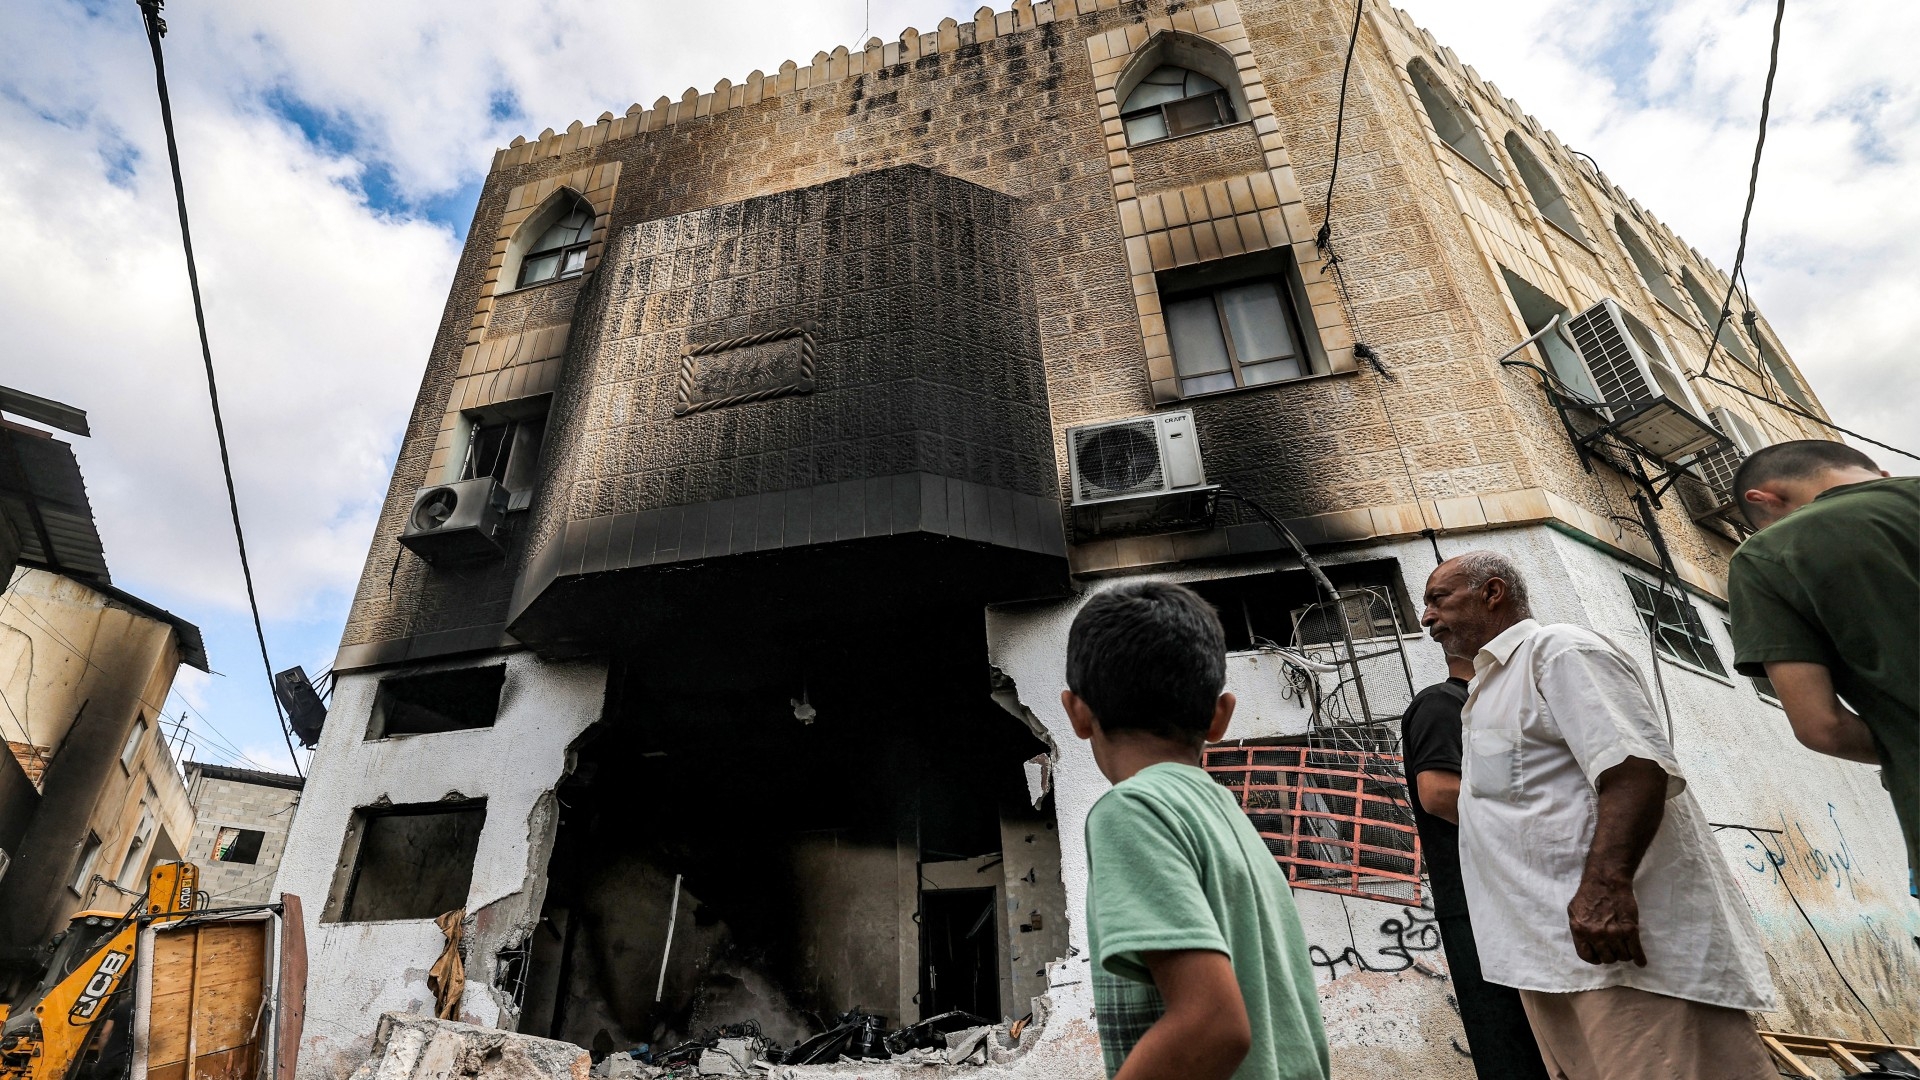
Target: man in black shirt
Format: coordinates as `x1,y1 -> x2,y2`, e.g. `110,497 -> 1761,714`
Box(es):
1403,651 -> 1548,1080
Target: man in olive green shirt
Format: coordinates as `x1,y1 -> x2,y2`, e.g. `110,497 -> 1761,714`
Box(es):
1728,440 -> 1918,889
1063,581 -> 1329,1080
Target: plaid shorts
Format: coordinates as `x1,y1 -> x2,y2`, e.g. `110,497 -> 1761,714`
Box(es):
1092,968 -> 1166,1077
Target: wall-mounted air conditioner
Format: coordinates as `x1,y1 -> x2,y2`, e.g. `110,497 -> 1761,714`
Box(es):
1066,410 -> 1217,539
399,476 -> 510,563
1562,298 -> 1724,464
1681,406 -> 1770,526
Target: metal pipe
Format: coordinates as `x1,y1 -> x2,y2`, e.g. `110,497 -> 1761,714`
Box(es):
654,874 -> 682,1002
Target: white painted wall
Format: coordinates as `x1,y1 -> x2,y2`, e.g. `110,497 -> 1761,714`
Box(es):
984,523 -> 1917,1074
281,523 -> 1914,1079
273,652 -> 606,1080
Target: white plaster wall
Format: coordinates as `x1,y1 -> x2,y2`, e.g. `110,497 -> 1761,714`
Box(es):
985,564 -> 1475,1078
273,651 -> 607,1080
985,524 -> 1918,1073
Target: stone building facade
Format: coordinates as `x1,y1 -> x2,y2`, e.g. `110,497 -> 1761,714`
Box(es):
0,567 -> 205,997
182,761 -> 305,905
275,1 -> 1915,1076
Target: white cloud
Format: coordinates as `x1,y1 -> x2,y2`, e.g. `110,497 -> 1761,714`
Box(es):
1,0 -> 1910,760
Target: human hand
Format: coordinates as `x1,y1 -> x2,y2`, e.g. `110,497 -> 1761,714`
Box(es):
1567,872 -> 1647,966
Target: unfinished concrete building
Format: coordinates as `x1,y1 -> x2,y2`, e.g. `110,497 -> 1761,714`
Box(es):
275,1 -> 1918,1075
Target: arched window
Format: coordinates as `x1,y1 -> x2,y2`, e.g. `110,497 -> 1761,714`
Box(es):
515,194 -> 595,288
1408,59 -> 1498,177
1121,65 -> 1235,145
1678,269 -> 1754,369
1504,132 -> 1583,238
1613,217 -> 1686,313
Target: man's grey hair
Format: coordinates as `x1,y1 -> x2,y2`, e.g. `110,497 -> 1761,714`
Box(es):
1454,550 -> 1532,617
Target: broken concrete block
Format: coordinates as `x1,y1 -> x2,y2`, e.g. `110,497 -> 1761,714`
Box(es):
348,1014 -> 589,1080
944,1027 -> 991,1065
695,1039 -> 757,1076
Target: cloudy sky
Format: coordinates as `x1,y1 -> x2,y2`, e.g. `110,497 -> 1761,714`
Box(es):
1,0 -> 1912,773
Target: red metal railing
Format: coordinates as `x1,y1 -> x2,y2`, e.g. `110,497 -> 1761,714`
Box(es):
1203,745 -> 1423,905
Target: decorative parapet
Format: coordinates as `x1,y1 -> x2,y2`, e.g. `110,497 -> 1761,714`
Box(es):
490,0 -> 1151,172
1368,4 -> 1736,284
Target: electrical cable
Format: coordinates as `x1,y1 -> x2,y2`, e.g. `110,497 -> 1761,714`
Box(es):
134,0 -> 301,776
1695,0 -> 1785,379
1316,0 -> 1365,250
1693,370 -> 1918,462
1715,823 -> 1893,1041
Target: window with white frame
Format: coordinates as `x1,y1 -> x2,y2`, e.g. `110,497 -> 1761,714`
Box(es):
1678,269 -> 1756,369
1624,576 -> 1725,676
119,716 -> 147,771
1613,217 -> 1688,315
1121,65 -> 1237,145
1162,252 -> 1321,396
69,832 -> 102,893
1504,132 -> 1584,239
1408,59 -> 1499,177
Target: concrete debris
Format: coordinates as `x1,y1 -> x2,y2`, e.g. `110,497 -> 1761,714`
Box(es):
943,1027 -> 990,1065
349,1014 -> 589,1080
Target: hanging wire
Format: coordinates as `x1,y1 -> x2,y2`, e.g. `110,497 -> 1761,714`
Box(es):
134,0 -> 301,776
1695,0 -> 1785,379
1316,0 -> 1366,250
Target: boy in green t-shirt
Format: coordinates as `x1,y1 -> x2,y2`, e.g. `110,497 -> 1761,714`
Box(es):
1063,581 -> 1330,1080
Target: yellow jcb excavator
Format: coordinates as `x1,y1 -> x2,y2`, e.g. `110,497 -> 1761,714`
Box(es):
0,863 -> 202,1080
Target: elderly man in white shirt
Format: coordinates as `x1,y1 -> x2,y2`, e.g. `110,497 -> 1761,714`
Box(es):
1420,551 -> 1776,1080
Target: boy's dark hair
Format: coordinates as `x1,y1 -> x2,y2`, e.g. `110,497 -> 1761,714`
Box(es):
1732,440 -> 1879,525
1065,581 -> 1227,744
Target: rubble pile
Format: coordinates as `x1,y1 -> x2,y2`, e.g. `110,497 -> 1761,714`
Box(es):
587,1009 -> 1042,1078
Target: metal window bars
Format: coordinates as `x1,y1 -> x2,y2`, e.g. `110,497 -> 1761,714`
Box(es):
1204,744 -> 1423,905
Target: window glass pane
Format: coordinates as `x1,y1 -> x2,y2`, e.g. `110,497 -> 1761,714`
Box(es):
561,248 -> 587,275
1167,296 -> 1232,378
1184,71 -> 1223,96
535,221 -> 575,252
520,253 -> 560,286
1124,111 -> 1169,144
1124,80 -> 1185,111
1165,93 -> 1227,136
465,422 -> 512,482
1218,282 -> 1297,364
1239,357 -> 1305,385
1180,372 -> 1238,396
1144,66 -> 1186,84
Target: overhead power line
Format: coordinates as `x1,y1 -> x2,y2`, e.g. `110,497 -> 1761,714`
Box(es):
135,0 -> 301,777
1695,0 -> 1785,379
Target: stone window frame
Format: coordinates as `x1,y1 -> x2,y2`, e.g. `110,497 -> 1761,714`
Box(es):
1088,1 -> 1358,405
1113,32 -> 1251,149
1405,57 -> 1503,184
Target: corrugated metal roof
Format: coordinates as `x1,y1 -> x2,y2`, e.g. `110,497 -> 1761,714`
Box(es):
185,760 -> 304,791
0,424 -> 110,581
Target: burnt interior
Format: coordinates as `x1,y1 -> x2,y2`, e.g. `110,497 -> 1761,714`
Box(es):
517,603 -> 1065,1054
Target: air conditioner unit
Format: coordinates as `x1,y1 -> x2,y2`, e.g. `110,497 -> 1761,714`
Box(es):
1066,410 -> 1217,539
1563,298 -> 1723,464
1680,406 -> 1769,527
399,476 -> 510,563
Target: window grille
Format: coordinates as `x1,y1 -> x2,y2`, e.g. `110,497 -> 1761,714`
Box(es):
1203,745 -> 1422,905
1625,576 -> 1726,676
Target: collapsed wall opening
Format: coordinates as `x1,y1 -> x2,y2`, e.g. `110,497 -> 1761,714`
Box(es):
515,605 -> 1067,1060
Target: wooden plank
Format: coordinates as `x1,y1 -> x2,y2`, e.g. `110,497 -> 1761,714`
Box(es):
148,929 -> 197,1067
278,894 -> 309,1080
1760,1034 -> 1817,1079
183,929 -> 202,1080
188,924 -> 266,1055
1826,1042 -> 1869,1073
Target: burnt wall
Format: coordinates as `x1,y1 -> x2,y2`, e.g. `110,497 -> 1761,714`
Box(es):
549,165 -> 1052,525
